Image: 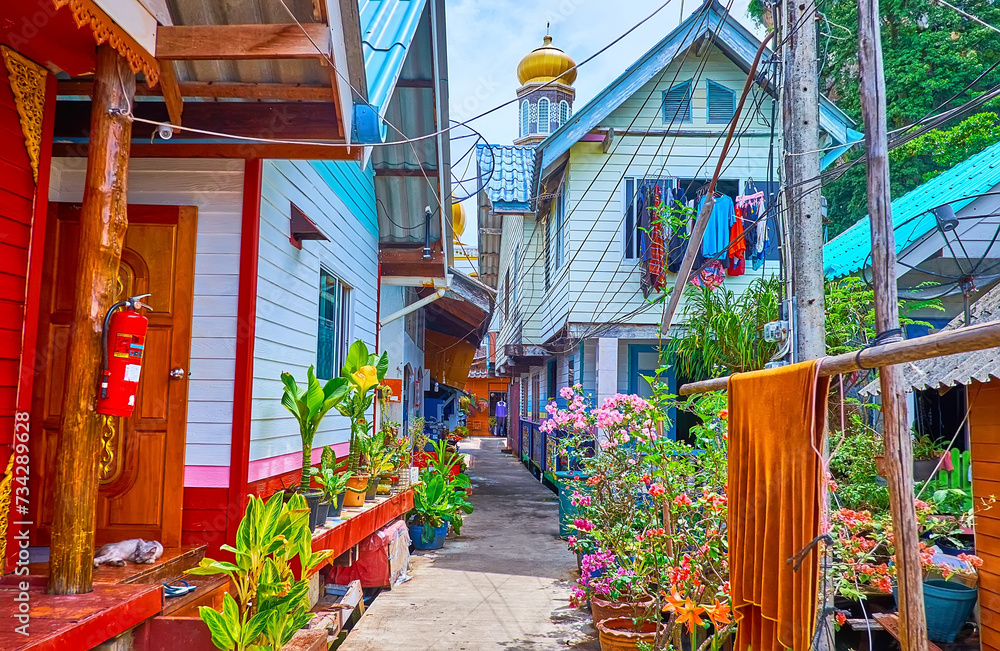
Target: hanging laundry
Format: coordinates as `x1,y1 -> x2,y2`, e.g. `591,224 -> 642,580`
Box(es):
699,193 -> 736,260
690,259 -> 725,290
727,206 -> 746,277
728,360 -> 830,651
736,190 -> 768,271
667,187 -> 701,273
648,183 -> 666,290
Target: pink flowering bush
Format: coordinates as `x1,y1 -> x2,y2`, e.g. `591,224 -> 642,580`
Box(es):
547,385 -> 733,648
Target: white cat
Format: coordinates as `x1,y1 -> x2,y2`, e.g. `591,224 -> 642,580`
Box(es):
93,539 -> 164,568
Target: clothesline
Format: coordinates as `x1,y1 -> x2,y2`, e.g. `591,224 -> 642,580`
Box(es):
676,319 -> 1000,395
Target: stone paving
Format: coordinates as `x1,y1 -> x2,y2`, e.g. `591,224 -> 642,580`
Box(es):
340,437 -> 599,651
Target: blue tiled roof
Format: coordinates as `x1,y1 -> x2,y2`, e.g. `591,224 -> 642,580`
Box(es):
476,145 -> 535,210
358,0 -> 428,137
824,141 -> 1000,278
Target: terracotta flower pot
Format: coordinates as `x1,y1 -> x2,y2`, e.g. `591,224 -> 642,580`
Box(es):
590,595 -> 656,626
343,474 -> 370,508
596,617 -> 663,651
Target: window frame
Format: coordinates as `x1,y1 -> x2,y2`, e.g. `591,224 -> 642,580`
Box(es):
662,80 -> 693,125
622,177 -> 675,260
559,100 -> 570,126
706,80 -> 737,124
538,97 -> 550,134
317,268 -> 353,380
520,100 -> 530,137
554,183 -> 565,271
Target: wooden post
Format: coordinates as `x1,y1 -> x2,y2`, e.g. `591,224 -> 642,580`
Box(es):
48,45 -> 135,596
856,0 -> 928,646
783,0 -> 826,361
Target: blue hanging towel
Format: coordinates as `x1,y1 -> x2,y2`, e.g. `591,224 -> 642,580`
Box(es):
699,193 -> 736,258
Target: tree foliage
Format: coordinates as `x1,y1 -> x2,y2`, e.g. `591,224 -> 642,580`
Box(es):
749,0 -> 1000,236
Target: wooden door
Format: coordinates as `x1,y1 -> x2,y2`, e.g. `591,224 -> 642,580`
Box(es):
31,204 -> 196,547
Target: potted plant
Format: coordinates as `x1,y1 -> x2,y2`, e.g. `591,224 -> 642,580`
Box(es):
334,340 -> 388,507
280,366 -> 348,531
187,492 -> 333,650
311,446 -> 352,524
407,470 -> 474,549
913,433 -> 948,482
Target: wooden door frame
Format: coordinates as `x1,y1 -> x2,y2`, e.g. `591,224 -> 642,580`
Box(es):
30,203 -> 196,547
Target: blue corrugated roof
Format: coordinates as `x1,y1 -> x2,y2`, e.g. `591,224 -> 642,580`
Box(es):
534,0 -> 858,180
476,144 -> 535,211
358,0 -> 428,138
824,140 -> 1000,278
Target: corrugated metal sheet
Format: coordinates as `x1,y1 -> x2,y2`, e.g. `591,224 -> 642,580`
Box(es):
166,0 -> 329,85
359,0 -> 428,120
476,144 -> 535,208
825,141 -> 1000,279
861,283 -> 1000,395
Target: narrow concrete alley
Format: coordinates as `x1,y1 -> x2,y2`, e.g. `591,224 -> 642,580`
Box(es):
340,437 -> 599,651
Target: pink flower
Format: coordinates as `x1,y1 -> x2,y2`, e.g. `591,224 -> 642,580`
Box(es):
673,493 -> 692,506
649,484 -> 666,496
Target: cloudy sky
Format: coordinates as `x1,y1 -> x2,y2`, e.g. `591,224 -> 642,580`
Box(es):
443,0 -> 758,266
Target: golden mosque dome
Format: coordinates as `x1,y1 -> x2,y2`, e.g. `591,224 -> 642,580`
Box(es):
517,35 -> 577,86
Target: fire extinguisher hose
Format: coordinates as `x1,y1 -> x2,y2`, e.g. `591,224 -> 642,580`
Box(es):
101,301 -> 128,399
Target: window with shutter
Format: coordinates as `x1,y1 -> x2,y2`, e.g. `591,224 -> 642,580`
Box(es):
707,80 -> 736,124
559,100 -> 570,125
520,100 -> 530,136
662,81 -> 692,124
538,98 -> 550,134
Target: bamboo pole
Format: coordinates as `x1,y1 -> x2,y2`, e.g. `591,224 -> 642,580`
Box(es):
678,320 -> 1000,395
856,0 -> 927,642
659,32 -> 774,335
48,45 -> 135,596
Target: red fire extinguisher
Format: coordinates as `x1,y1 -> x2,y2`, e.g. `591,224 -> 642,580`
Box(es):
97,294 -> 152,417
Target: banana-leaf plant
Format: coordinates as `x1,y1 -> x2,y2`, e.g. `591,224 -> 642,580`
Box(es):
334,340 -> 388,472
280,366 -> 349,492
187,492 -> 333,651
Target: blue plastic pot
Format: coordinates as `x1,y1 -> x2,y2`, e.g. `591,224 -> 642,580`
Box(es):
894,579 -> 977,643
409,524 -> 447,550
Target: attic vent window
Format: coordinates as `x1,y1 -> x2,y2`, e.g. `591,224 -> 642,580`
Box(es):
290,203 -> 329,249
707,80 -> 736,124
662,80 -> 692,125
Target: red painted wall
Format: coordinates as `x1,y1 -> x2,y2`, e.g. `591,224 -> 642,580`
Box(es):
0,59 -> 39,456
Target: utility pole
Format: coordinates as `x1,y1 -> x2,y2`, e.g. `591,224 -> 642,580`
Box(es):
856,0 -> 928,647
780,2 -> 830,648
782,0 -> 826,361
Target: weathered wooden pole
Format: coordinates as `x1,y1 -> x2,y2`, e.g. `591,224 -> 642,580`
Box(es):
783,0 -> 826,361
48,45 -> 135,595
856,0 -> 928,646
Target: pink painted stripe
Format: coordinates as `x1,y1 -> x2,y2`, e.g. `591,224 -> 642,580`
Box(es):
246,442 -> 350,483
184,465 -> 230,488
580,133 -> 605,142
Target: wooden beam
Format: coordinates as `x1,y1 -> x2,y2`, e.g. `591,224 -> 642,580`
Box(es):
395,78 -> 435,88
48,45 -> 135,596
59,80 -> 333,102
857,0 -> 927,645
227,160 -> 262,550
156,23 -> 331,60
56,100 -> 342,141
53,141 -> 359,160
679,321 -> 1000,395
158,61 -> 183,128
374,166 -> 439,177
379,245 -> 446,279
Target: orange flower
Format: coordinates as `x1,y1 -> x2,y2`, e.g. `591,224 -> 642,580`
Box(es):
661,591 -> 685,613
835,611 -> 847,627
718,409 -> 729,419
704,598 -> 732,627
675,599 -> 706,632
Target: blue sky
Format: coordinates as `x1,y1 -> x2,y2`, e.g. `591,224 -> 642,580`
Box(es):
443,0 -> 757,266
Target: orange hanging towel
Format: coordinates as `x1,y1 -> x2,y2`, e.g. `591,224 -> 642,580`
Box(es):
728,360 -> 830,651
